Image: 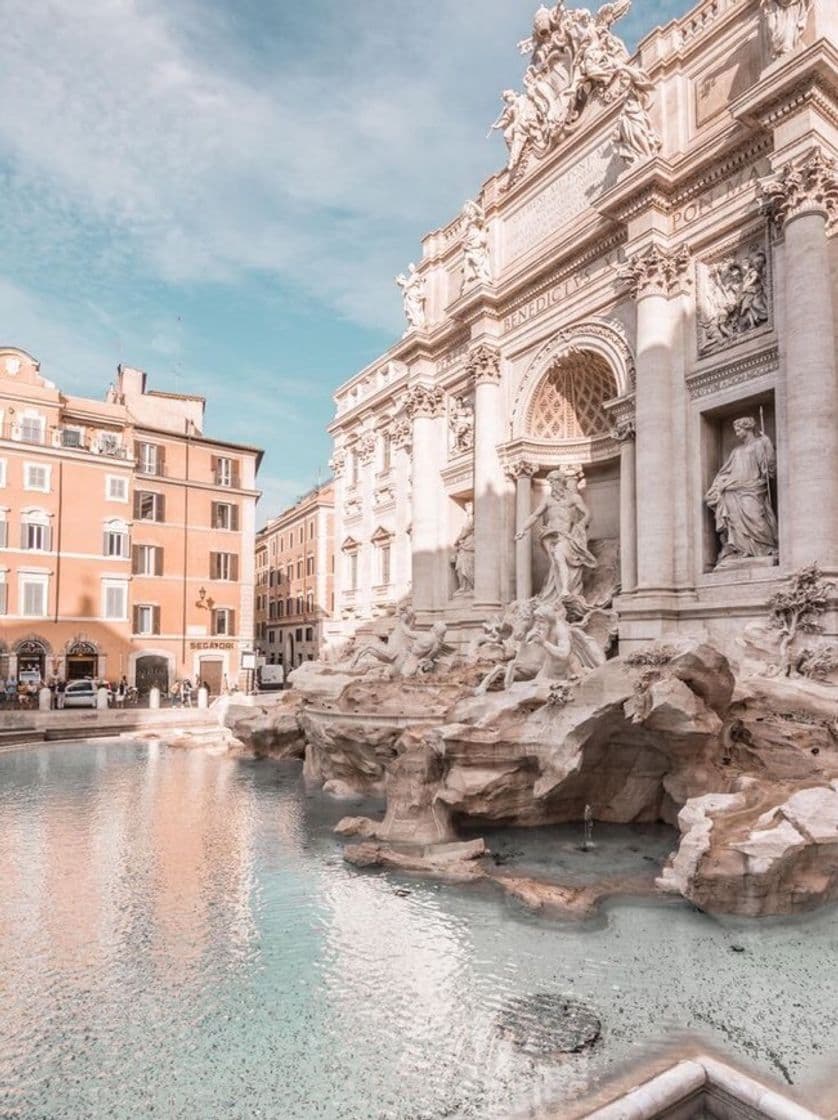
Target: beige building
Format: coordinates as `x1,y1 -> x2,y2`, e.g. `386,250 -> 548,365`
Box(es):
254,480 -> 334,668
0,349 -> 262,693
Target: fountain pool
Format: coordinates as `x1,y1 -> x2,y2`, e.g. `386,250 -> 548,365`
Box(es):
0,740 -> 835,1119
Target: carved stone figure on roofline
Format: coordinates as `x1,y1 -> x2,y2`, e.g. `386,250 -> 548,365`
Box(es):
489,1 -> 661,182
760,0 -> 811,59
395,263 -> 426,334
461,200 -> 492,290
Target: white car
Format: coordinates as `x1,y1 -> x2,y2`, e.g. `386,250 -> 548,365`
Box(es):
63,680 -> 112,709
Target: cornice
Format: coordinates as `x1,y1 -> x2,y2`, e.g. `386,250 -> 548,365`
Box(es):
686,342 -> 780,399
732,40 -> 838,132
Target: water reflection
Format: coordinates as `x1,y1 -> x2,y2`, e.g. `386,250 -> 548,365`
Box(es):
0,742 -> 836,1120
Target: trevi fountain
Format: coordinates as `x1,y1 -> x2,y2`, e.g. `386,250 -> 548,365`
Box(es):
3,0 -> 838,1118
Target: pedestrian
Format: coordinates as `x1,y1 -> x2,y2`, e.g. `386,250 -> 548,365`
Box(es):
183,678 -> 193,708
116,676 -> 127,708
56,679 -> 66,710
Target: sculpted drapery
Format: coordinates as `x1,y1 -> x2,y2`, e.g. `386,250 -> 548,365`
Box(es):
705,417 -> 778,566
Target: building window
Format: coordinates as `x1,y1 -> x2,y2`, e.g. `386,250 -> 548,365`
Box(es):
268,630 -> 276,645
213,456 -> 239,487
20,575 -> 48,618
295,628 -> 303,642
306,556 -> 314,576
133,604 -> 160,635
350,452 -> 359,487
308,520 -> 314,540
136,442 -> 165,476
0,514 -> 6,549
286,597 -> 292,616
296,559 -> 302,579
212,502 -> 238,531
380,543 -> 391,586
102,580 -> 128,621
21,513 -> 51,552
278,600 -> 285,617
305,627 -> 314,642
348,551 -> 358,591
210,552 -> 238,581
0,459 -> 6,487
211,608 -> 235,636
296,595 -> 303,614
61,427 -> 84,449
24,463 -> 50,492
106,475 -> 129,502
103,523 -> 129,558
19,414 -> 45,444
306,592 -> 313,613
381,433 -> 391,473
286,564 -> 293,583
132,544 -> 163,576
0,575 -> 6,615
134,491 -> 165,522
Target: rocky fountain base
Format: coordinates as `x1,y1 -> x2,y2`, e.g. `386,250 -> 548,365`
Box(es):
224,636 -> 838,919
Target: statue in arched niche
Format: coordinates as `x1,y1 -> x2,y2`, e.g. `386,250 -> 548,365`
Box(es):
515,464 -> 597,603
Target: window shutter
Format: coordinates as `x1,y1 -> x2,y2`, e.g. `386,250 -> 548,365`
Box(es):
157,445 -> 166,476
211,502 -> 219,528
0,582 -> 6,615
45,526 -> 53,552
133,491 -> 142,519
210,552 -> 217,580
157,494 -> 166,523
133,440 -> 141,462
211,455 -> 219,484
132,545 -> 140,574
231,554 -> 239,582
103,531 -> 109,556
133,605 -> 140,633
231,460 -> 240,488
20,523 -> 27,549
231,504 -> 239,532
210,608 -> 218,636
152,606 -> 161,635
155,546 -> 164,576
228,609 -> 236,636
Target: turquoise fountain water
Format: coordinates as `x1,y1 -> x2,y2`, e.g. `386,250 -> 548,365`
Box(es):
0,740 -> 835,1119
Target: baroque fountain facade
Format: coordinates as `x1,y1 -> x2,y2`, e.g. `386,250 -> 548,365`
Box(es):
221,0 -> 838,1111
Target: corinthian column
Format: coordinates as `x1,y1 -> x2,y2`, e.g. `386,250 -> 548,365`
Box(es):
505,459 -> 537,601
469,344 -> 504,608
404,384 -> 445,612
761,149 -> 838,569
619,244 -> 690,592
612,421 -> 637,593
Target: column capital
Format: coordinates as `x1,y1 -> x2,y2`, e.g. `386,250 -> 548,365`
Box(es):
759,147 -> 838,236
403,384 -> 444,420
504,458 -> 538,480
618,243 -> 692,299
387,413 -> 412,451
611,419 -> 637,443
328,450 -> 347,478
467,342 -> 502,386
356,431 -> 376,463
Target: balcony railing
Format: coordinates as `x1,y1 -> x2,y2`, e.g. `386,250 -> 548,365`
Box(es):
0,422 -> 128,458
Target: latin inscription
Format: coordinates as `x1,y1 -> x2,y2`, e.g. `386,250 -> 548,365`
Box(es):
504,143 -> 613,262
672,160 -> 770,232
503,249 -> 620,333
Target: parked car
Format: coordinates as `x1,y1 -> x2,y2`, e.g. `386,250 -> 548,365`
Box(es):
63,680 -> 113,709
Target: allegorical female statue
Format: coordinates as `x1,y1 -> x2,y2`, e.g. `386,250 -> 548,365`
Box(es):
705,417 -> 778,567
451,505 -> 475,594
515,466 -> 597,602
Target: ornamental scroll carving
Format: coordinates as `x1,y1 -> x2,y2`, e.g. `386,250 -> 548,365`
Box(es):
759,149 -> 838,236
467,344 -> 501,386
404,385 -> 444,420
618,244 -> 691,299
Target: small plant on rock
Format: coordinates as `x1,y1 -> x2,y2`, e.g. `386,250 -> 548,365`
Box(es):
768,564 -> 835,677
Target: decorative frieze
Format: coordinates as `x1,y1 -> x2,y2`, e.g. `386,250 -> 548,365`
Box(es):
697,236 -> 772,357
328,450 -> 347,478
356,432 -> 376,464
618,244 -> 692,299
759,148 -> 838,236
686,344 -> 779,400
467,344 -> 501,386
403,384 -> 444,420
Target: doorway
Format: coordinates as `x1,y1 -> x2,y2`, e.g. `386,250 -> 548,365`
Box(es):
200,658 -> 223,696
136,655 -> 169,695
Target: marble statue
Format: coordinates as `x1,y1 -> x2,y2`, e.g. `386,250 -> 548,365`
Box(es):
476,601 -> 606,693
449,395 -> 474,454
395,264 -> 427,334
705,417 -> 778,567
699,248 -> 770,354
515,465 -> 597,603
491,1 -> 660,179
451,505 -> 475,594
349,605 -> 417,673
401,622 -> 451,678
761,0 -> 811,58
461,200 -> 492,289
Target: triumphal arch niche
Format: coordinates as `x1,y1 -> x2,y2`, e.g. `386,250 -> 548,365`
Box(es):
328,0 -> 838,655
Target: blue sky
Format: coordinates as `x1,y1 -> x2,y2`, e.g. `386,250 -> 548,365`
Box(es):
0,0 -> 682,517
